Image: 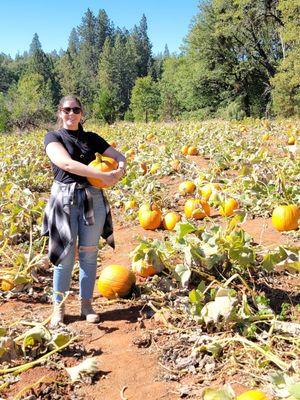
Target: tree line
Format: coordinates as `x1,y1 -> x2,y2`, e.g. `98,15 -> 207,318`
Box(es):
0,1 -> 299,131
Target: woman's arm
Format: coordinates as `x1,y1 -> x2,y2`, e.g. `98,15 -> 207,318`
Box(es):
103,146 -> 127,170
46,142 -> 123,186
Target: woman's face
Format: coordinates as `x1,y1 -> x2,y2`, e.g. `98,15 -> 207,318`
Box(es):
59,100 -> 82,130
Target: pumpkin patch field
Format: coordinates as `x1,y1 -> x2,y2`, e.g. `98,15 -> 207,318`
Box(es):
0,120 -> 299,399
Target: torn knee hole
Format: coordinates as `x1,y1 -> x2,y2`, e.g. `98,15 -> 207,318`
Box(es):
78,245 -> 98,252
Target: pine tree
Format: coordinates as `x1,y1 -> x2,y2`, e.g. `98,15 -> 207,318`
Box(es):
0,54 -> 15,92
29,33 -> 42,55
56,50 -> 79,96
96,37 -> 117,121
95,10 -> 114,58
113,34 -> 137,116
76,8 -> 101,110
68,28 -> 80,56
77,8 -> 98,78
130,14 -> 152,77
163,44 -> 170,58
28,34 -> 60,104
96,34 -> 137,120
29,52 -> 60,103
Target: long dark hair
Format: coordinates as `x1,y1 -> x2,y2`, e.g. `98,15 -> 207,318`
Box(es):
56,95 -> 84,130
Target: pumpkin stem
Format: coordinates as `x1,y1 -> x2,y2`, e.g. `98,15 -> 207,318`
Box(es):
95,152 -> 102,162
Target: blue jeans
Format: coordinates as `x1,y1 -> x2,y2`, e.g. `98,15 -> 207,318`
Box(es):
53,187 -> 106,302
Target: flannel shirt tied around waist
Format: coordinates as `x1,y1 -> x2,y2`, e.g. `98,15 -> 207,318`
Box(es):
42,181 -> 115,265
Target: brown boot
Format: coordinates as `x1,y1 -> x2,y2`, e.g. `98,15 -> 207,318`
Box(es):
80,299 -> 100,323
50,302 -> 65,327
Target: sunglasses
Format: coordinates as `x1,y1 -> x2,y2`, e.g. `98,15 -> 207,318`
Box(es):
60,107 -> 82,114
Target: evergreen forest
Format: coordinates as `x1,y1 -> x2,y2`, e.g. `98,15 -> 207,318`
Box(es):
0,0 -> 299,131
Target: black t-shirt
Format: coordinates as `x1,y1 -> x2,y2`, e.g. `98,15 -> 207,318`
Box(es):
44,128 -> 110,184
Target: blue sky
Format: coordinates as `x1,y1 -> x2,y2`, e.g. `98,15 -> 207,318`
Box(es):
0,0 -> 199,58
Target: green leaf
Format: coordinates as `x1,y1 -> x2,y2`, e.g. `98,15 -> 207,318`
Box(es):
226,212 -> 246,232
262,252 -> 283,271
189,288 -> 205,304
228,245 -> 255,267
197,280 -> 206,293
175,222 -> 196,240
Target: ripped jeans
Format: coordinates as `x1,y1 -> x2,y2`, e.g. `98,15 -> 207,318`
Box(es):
53,187 -> 106,302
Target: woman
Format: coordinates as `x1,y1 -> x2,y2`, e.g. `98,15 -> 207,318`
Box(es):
42,95 -> 126,327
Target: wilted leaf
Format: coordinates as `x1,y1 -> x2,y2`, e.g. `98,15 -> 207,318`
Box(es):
51,332 -> 71,349
65,357 -> 100,383
175,263 -> 191,287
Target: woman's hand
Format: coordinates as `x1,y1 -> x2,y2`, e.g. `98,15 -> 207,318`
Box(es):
97,167 -> 125,187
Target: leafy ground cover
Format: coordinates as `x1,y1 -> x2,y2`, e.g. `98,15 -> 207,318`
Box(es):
0,120 -> 299,399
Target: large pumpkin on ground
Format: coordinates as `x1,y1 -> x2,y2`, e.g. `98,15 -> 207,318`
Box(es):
271,204 -> 299,232
97,265 -> 136,299
138,203 -> 162,230
184,199 -> 210,219
87,153 -> 118,188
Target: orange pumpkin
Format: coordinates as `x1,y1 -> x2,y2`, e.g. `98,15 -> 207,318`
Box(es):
162,212 -> 181,230
131,260 -> 158,278
187,146 -> 198,155
184,199 -> 210,219
181,145 -> 189,155
138,203 -> 162,230
271,205 -> 299,232
287,136 -> 295,145
97,265 -> 136,299
87,153 -> 118,188
219,198 -> 239,216
178,181 -> 196,195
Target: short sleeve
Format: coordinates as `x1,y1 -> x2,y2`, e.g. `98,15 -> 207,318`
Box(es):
88,132 -> 110,154
44,131 -> 62,150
